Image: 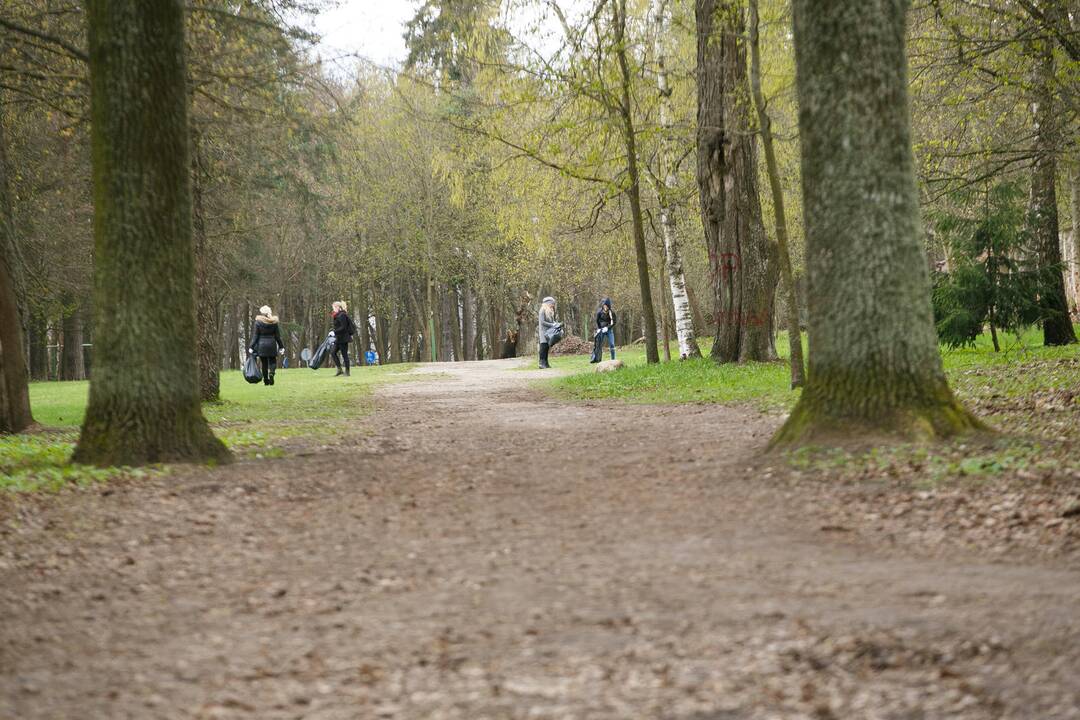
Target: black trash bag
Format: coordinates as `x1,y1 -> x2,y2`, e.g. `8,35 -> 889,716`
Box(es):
309,331 -> 335,370
590,331 -> 602,363
545,322 -> 565,347
243,353 -> 262,384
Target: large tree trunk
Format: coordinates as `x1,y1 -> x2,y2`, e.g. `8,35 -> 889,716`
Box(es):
696,0 -> 777,364
462,284 -> 476,361
425,274 -> 438,362
1028,44 -> 1077,346
450,285 -> 464,361
60,303 -> 86,381
771,0 -> 981,446
0,107 -> 34,432
612,0 -> 660,364
650,0 -> 702,361
1069,157 -> 1080,313
74,0 -> 229,466
748,0 -> 804,387
192,134 -> 220,401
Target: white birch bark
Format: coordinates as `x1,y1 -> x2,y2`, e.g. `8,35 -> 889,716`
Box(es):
650,0 -> 701,359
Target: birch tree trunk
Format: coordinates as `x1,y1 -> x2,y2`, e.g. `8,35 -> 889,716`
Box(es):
74,0 -> 229,466
772,0 -> 981,446
650,0 -> 702,360
748,0 -> 804,387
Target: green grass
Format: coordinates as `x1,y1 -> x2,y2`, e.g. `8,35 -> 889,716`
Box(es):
548,326 -> 1080,410
2,365 -> 411,493
549,333 -> 800,409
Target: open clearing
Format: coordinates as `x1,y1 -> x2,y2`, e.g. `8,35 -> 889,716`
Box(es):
2,359 -> 1079,719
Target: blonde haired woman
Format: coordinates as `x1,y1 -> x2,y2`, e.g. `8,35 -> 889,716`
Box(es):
248,305 -> 285,385
537,296 -> 558,369
331,300 -> 355,377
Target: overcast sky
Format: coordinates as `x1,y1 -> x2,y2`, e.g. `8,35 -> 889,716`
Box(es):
301,1 -> 416,68
299,0 -> 590,72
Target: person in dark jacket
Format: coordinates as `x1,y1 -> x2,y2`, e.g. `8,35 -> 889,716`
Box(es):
594,298 -> 616,361
331,300 -> 353,377
248,305 -> 285,386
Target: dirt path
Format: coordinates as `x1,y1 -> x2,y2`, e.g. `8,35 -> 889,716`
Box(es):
2,359 -> 1079,719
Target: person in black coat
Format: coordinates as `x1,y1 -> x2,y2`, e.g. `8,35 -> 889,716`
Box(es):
248,305 -> 285,385
592,297 -> 616,362
331,300 -> 353,377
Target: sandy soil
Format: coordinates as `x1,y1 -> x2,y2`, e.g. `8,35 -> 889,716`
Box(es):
2,359 -> 1078,719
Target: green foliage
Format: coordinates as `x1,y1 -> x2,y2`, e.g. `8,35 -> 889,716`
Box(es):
930,183 -> 1040,349
549,335 -> 802,410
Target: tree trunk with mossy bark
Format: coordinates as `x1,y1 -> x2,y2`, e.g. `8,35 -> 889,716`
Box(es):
1027,43 -> 1077,347
748,0 -> 804,387
696,0 -> 778,363
74,0 -> 229,466
0,108 -> 35,433
192,132 -> 221,401
771,0 -> 982,447
612,0 -> 660,364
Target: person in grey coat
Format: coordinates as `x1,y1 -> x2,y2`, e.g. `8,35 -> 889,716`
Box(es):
538,296 -> 558,369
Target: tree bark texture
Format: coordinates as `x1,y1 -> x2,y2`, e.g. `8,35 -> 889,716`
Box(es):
462,284 -> 476,361
1069,157 -> 1080,313
612,0 -> 660,364
0,108 -> 34,432
1027,44 -> 1077,346
650,0 -> 702,360
0,140 -> 34,431
772,0 -> 981,446
748,0 -> 804,387
696,0 -> 778,364
192,135 -> 220,400
74,0 -> 229,466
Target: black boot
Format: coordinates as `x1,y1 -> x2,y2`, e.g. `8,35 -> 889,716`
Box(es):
539,343 -> 551,369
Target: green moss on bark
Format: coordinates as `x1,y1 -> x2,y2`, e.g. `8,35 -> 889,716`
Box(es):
74,0 -> 229,467
769,0 -> 982,450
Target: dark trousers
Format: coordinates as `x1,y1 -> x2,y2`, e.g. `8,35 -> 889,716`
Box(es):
539,342 -> 550,368
333,339 -> 351,371
259,356 -> 276,384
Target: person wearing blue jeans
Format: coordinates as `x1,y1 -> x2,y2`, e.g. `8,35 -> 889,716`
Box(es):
595,298 -> 616,361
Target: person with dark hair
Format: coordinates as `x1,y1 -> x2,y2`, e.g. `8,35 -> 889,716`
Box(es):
331,300 -> 353,377
593,297 -> 617,362
248,305 -> 285,386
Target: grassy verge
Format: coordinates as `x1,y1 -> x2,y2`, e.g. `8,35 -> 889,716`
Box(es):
548,327 -> 1080,413
548,334 -> 798,410
2,365 -> 411,493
